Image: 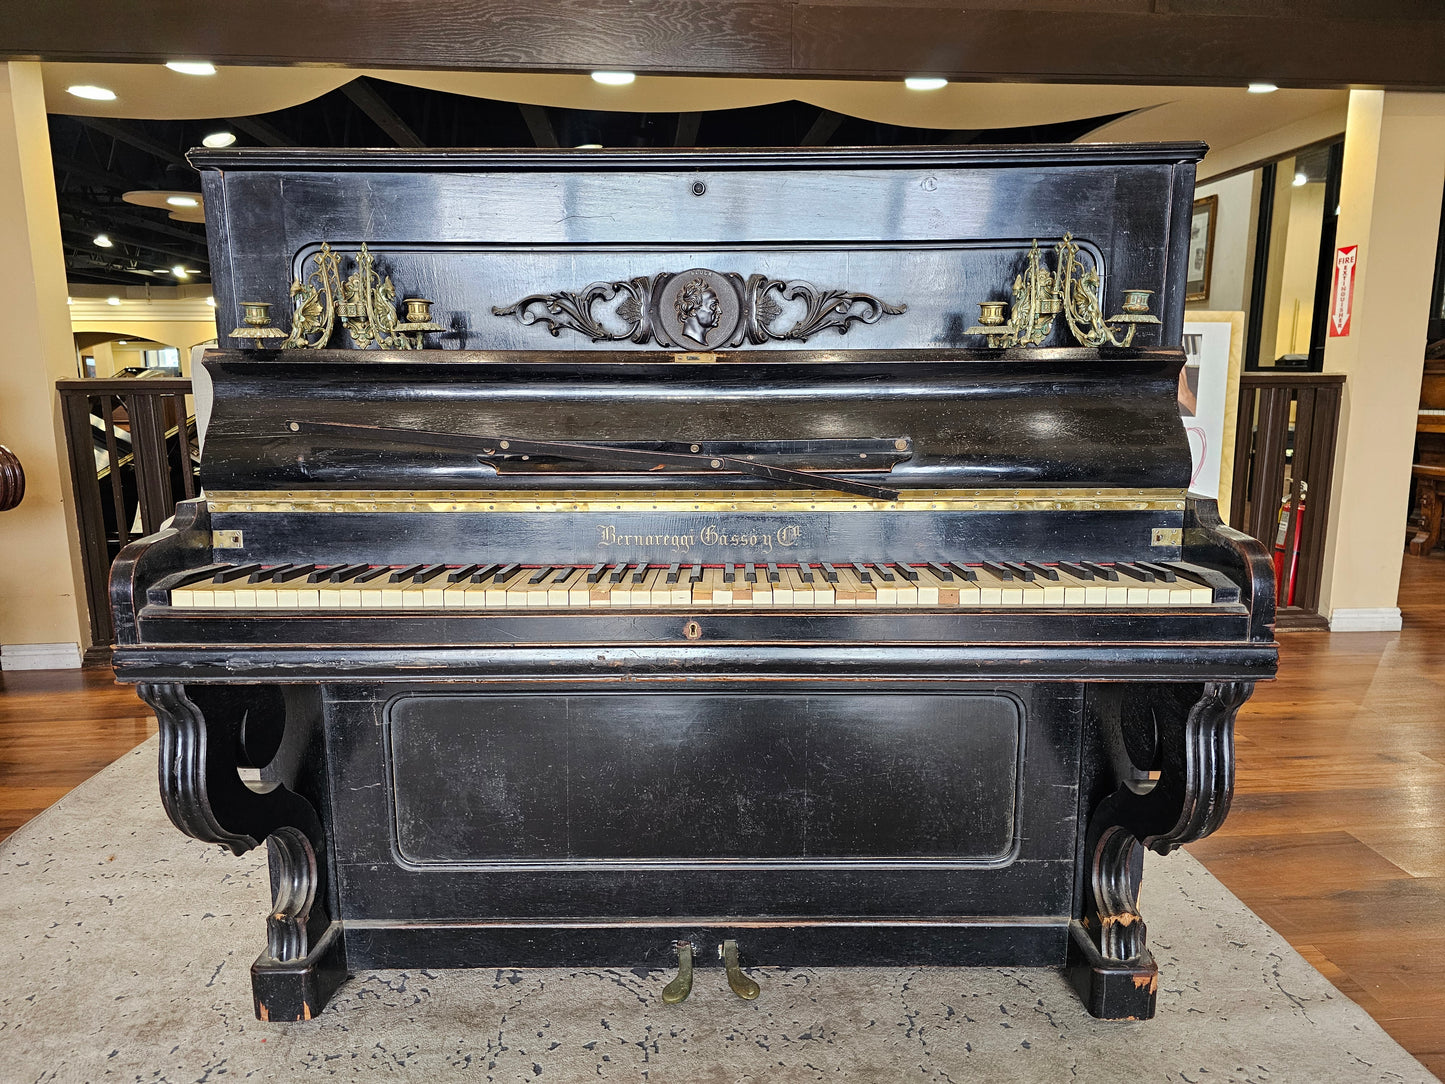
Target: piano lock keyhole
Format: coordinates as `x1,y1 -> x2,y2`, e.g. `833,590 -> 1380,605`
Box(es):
683,620 -> 702,640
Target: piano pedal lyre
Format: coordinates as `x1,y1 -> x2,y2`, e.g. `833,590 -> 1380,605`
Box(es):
661,940 -> 694,1004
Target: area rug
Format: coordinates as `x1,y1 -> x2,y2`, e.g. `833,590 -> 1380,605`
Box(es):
0,738 -> 1436,1084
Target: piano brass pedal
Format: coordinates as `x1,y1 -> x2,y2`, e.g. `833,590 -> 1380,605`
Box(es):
661,941 -> 694,1004
721,939 -> 761,1000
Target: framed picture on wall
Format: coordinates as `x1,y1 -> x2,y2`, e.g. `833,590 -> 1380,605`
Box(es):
1186,194 -> 1217,303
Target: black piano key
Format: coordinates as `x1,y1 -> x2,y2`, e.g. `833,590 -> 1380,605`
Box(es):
723,563 -> 736,584
945,562 -> 978,581
469,563 -> 501,583
892,563 -> 920,582
850,562 -> 873,583
744,562 -> 757,583
1058,562 -> 1094,580
1160,562 -> 1214,587
631,564 -> 650,584
413,564 -> 449,583
766,563 -> 781,583
170,563 -> 232,588
492,563 -> 523,584
356,566 -> 391,583
688,563 -> 704,583
982,561 -> 1014,581
869,562 -> 896,582
818,563 -> 840,583
1134,561 -> 1177,582
665,562 -> 681,584
447,564 -> 482,583
1022,562 -> 1060,581
1080,561 -> 1120,581
388,563 -> 426,583
274,564 -> 317,583
551,566 -> 575,583
326,564 -> 369,583
528,566 -> 553,585
924,562 -> 954,581
800,564 -> 818,583
584,563 -> 607,584
1002,562 -> 1036,581
1114,562 -> 1156,582
608,563 -> 631,584
213,563 -> 262,583
247,565 -> 285,583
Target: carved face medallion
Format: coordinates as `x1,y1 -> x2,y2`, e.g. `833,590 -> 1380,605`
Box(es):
656,269 -> 740,348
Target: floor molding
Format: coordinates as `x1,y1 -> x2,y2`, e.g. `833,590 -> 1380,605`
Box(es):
0,642 -> 83,671
1327,607 -> 1404,632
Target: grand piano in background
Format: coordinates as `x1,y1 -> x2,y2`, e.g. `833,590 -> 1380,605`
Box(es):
109,145 -> 1277,1023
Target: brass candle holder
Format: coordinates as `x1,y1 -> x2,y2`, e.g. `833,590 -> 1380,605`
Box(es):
228,301 -> 288,344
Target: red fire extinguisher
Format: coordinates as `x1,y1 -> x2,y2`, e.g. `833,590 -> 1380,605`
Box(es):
1273,483 -> 1306,608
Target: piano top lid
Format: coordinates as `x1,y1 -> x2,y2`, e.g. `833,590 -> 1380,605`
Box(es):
186,142 -> 1209,174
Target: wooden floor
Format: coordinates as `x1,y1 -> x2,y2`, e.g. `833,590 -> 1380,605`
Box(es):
1,566 -> 1443,1072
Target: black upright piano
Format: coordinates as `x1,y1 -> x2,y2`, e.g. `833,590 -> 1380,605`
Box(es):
110,144 -> 1277,1023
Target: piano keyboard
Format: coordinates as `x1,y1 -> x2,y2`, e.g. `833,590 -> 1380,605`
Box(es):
166,560 -> 1224,609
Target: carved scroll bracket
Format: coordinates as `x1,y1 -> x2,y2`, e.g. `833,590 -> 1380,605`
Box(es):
493,268 -> 905,348
138,682 -> 332,964
1083,680 -> 1252,964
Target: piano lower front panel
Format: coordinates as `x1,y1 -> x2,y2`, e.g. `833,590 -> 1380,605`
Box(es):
312,681 -> 1085,968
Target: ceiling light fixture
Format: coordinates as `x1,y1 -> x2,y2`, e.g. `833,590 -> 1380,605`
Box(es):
172,265 -> 190,279
206,296 -> 216,307
166,195 -> 199,208
165,61 -> 216,76
590,71 -> 635,86
1247,82 -> 1279,94
575,143 -> 604,149
202,131 -> 237,149
66,84 -> 116,101
117,340 -> 127,346
904,77 -> 948,91
106,296 -> 121,306
93,233 -> 113,248
1293,172 -> 1308,187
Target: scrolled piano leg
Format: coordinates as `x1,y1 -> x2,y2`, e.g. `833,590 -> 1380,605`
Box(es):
1068,680 -> 1254,1020
137,682 -> 348,1021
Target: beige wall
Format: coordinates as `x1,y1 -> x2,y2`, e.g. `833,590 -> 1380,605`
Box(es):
0,62 -> 88,663
1187,171 -> 1257,315
1320,90 -> 1445,629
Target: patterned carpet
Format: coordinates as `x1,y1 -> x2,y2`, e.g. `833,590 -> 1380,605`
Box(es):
0,738 -> 1436,1084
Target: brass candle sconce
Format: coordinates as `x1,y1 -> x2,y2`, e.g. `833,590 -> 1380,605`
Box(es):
229,242 -> 447,350
966,235 -> 1160,349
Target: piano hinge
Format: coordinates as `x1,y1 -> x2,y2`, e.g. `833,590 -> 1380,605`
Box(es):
212,529 -> 244,549
1151,527 -> 1182,547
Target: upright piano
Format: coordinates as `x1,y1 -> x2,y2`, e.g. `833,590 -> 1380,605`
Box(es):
109,145 -> 1277,1023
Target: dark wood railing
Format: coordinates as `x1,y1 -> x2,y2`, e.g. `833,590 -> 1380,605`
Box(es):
1229,372 -> 1345,629
57,377 -> 197,652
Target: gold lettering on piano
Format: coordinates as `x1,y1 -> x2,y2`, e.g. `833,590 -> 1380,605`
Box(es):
595,523 -> 803,553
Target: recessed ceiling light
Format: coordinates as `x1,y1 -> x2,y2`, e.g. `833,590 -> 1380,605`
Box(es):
590,71 -> 635,86
1247,82 -> 1279,94
106,296 -> 121,306
1293,172 -> 1308,187
201,130 -> 236,149
206,296 -> 216,307
172,265 -> 190,278
66,297 -> 73,305
67,85 -> 116,101
166,195 -> 199,208
93,233 -> 113,248
904,77 -> 948,91
165,61 -> 216,76
575,143 -> 604,149
117,340 -> 127,346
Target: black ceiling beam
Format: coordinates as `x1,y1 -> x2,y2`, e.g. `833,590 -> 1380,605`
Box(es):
59,219 -> 208,268
60,256 -> 157,284
340,79 -> 425,148
517,104 -> 559,149
52,153 -> 159,195
57,199 -> 209,251
226,116 -> 296,148
673,112 -> 702,148
67,116 -> 187,166
801,109 -> 844,147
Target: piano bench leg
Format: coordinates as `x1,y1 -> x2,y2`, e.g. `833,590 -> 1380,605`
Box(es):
1065,920 -> 1159,1020
252,921 -> 348,1022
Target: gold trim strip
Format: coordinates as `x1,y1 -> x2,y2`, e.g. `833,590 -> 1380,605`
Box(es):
206,488 -> 1187,514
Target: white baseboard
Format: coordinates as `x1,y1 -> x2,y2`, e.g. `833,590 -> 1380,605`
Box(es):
1328,607 -> 1403,633
0,642 -> 84,670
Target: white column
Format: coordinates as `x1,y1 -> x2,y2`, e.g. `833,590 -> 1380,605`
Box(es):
0,62 -> 88,668
1319,91 -> 1445,631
